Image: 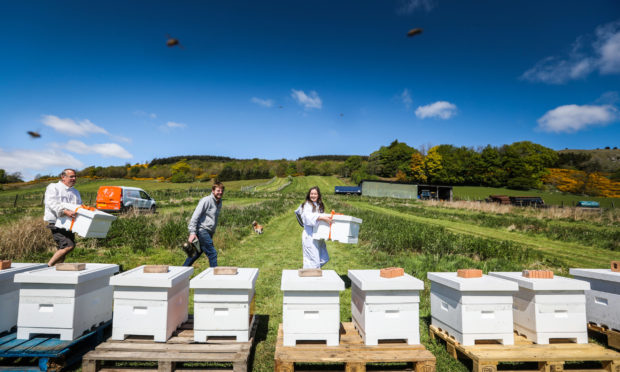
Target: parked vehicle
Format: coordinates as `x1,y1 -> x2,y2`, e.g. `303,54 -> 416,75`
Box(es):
334,186 -> 362,195
96,186 -> 156,213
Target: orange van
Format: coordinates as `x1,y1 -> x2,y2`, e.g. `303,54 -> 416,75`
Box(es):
96,186 -> 156,212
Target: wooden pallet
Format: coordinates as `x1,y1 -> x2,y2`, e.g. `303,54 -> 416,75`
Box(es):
589,323 -> 620,350
82,315 -> 258,372
429,324 -> 620,372
274,322 -> 436,372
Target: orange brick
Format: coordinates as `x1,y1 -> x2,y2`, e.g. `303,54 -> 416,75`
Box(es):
611,261 -> 620,273
380,267 -> 404,278
0,260 -> 11,270
457,269 -> 482,278
522,270 -> 554,279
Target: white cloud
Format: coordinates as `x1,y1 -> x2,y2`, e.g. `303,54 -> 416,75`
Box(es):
41,115 -> 109,137
401,89 -> 413,109
397,0 -> 435,15
291,89 -> 322,110
149,113 -> 157,119
133,110 -> 157,119
537,104 -> 618,133
415,101 -> 457,119
166,121 -> 187,128
0,148 -> 83,175
251,97 -> 274,108
522,20 -> 620,84
65,140 -> 133,159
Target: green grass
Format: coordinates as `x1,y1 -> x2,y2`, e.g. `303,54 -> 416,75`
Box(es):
281,175 -> 351,194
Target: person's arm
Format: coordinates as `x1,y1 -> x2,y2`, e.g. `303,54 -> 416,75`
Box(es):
45,184 -> 76,218
301,203 -> 331,226
187,198 -> 207,241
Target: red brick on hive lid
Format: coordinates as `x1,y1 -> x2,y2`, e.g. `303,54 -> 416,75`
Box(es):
143,265 -> 169,273
298,268 -> 322,277
55,263 -> 86,271
380,267 -> 404,278
214,266 -> 238,275
522,269 -> 554,279
0,260 -> 11,270
457,269 -> 482,278
611,261 -> 620,273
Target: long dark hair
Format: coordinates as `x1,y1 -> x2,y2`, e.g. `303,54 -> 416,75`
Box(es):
303,186 -> 324,213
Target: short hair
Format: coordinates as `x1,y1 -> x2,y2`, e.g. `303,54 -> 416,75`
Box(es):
212,181 -> 225,191
61,169 -> 77,177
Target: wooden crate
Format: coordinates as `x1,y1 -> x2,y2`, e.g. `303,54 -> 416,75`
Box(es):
274,322 -> 436,372
82,315 -> 258,372
589,323 -> 620,351
430,324 -> 620,372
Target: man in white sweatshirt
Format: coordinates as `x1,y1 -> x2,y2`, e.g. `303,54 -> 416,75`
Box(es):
44,168 -> 82,266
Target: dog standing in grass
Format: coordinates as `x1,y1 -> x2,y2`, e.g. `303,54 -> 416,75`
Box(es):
252,221 -> 263,234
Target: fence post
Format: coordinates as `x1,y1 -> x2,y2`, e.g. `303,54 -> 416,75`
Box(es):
13,194 -> 18,208
41,194 -> 45,205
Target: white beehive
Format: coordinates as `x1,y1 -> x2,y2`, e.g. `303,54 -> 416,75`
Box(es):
313,214 -> 362,244
489,271 -> 590,344
14,263 -> 119,340
0,263 -> 47,334
190,267 -> 259,342
348,269 -> 424,345
110,265 -> 193,342
428,272 -> 518,346
281,269 -> 344,346
55,207 -> 116,238
569,268 -> 620,331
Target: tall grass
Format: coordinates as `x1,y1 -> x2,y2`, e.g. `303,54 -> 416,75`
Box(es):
0,216 -> 56,260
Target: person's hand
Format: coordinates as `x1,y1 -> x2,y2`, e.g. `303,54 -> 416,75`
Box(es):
188,233 -> 197,243
63,209 -> 77,218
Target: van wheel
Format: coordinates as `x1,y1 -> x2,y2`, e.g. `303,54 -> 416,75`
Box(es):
150,205 -> 157,214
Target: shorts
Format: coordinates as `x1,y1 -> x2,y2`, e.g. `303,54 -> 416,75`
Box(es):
47,223 -> 76,250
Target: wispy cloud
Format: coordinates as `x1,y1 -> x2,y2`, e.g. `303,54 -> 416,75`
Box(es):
133,110 -> 157,119
41,115 -> 109,137
522,19 -> 620,84
415,101 -> 457,119
0,148 -> 83,175
291,89 -> 322,110
401,89 -> 413,109
251,97 -> 274,108
165,121 -> 187,128
537,104 -> 618,133
64,140 -> 133,159
397,0 -> 435,15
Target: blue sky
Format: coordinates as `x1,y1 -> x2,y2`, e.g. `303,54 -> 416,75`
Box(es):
1,0 -> 619,180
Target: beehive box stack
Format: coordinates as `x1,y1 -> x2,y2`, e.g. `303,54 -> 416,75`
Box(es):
0,262 -> 47,334
428,271 -> 518,346
489,271 -> 590,344
14,263 -> 119,340
349,269 -> 424,345
109,265 -> 193,342
281,269 -> 344,346
570,264 -> 620,332
55,207 -> 116,238
313,214 -> 363,244
190,267 -> 259,342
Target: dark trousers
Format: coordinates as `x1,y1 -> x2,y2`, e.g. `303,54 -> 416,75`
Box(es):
183,230 -> 217,267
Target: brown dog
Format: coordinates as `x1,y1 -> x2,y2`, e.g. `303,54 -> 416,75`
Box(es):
252,221 -> 263,234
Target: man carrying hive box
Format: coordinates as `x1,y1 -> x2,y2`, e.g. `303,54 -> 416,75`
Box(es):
44,168 -> 81,267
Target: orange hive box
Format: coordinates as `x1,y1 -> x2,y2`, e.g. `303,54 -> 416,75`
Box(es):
522,269 -> 554,279
457,269 -> 482,278
611,261 -> 620,273
380,267 -> 404,278
0,260 -> 11,270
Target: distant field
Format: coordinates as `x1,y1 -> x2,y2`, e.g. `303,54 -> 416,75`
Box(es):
281,175 -> 351,194
454,186 -> 620,208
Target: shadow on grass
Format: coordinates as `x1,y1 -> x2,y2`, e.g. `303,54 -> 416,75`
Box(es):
247,314 -> 269,372
339,274 -> 351,289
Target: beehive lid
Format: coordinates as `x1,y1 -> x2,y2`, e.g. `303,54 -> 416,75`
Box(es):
348,269 -> 424,291
14,263 -> 119,284
427,272 -> 518,292
281,269 -> 344,291
570,268 -> 620,283
0,263 -> 47,281
332,215 -> 363,224
110,265 -> 193,288
191,267 -> 259,289
76,208 -> 117,221
489,271 -> 590,291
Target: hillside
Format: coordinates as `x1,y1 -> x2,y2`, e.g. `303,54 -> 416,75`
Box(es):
559,148 -> 620,172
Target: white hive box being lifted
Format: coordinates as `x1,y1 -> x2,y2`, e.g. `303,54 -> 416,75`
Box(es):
348,269 -> 424,345
190,267 -> 259,342
110,265 -> 193,342
14,263 -> 119,340
0,263 -> 47,334
489,271 -> 590,344
55,205 -> 116,238
569,268 -> 620,331
281,269 -> 345,346
313,214 -> 363,244
428,272 -> 518,346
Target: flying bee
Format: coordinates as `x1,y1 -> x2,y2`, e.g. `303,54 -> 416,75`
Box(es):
27,131 -> 41,139
407,28 -> 423,37
166,34 -> 184,48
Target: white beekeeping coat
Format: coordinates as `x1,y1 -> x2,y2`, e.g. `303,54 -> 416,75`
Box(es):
297,201 -> 329,269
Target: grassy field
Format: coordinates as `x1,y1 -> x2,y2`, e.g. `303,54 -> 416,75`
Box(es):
1,176 -> 619,371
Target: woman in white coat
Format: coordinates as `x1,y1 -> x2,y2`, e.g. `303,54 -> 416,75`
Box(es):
298,186 -> 332,269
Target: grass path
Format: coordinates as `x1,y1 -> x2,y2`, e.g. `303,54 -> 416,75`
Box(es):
350,201 -> 614,268
281,175 -> 350,194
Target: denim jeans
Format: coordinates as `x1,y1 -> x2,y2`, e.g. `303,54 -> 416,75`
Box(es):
183,230 -> 217,267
